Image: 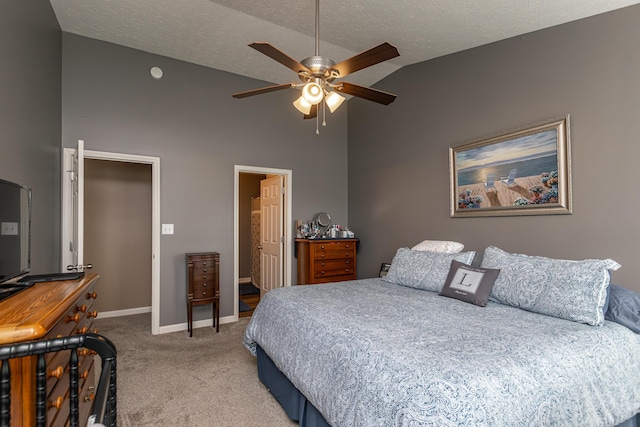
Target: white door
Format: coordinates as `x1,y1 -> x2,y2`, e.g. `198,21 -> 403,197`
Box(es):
259,175 -> 284,297
62,140 -> 92,272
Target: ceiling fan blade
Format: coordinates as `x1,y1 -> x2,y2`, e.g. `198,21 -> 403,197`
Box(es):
337,82 -> 397,105
249,42 -> 310,74
232,83 -> 293,98
331,42 -> 399,78
303,104 -> 318,120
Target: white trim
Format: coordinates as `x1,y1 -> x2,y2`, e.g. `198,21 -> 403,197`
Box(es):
98,306 -> 151,319
234,165 -> 292,321
239,277 -> 252,284
62,148 -> 162,335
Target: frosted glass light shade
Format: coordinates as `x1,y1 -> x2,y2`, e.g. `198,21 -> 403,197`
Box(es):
301,82 -> 323,105
325,91 -> 345,113
293,96 -> 312,115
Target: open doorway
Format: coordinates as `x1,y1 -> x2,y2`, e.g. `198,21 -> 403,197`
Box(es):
62,147 -> 161,334
234,165 -> 292,320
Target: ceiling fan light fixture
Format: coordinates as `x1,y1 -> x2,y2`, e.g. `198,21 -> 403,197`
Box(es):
325,91 -> 345,113
293,96 -> 312,115
301,82 -> 324,105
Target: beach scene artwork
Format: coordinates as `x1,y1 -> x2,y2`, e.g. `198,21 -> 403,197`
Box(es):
450,117 -> 571,217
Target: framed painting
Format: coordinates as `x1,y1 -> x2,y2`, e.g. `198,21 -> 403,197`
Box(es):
449,116 -> 572,218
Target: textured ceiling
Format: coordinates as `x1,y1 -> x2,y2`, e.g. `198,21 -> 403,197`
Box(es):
50,0 -> 639,88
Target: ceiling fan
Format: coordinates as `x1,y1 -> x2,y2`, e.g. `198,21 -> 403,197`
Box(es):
231,0 -> 400,133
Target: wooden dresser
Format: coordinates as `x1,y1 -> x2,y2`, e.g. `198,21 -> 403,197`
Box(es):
186,252 -> 220,336
296,238 -> 358,284
0,274 -> 100,427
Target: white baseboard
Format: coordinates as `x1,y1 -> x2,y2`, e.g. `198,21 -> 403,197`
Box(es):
158,315 -> 236,335
239,277 -> 251,284
97,306 -> 237,335
98,306 -> 152,319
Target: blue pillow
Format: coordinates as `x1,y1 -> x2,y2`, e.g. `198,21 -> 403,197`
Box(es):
481,246 -> 620,326
605,284 -> 640,334
384,248 -> 476,292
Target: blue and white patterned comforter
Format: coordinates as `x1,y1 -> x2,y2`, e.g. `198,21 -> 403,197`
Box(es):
243,278 -> 640,427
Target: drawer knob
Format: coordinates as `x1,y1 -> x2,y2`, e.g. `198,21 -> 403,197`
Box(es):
48,396 -> 64,410
79,370 -> 89,380
321,262 -> 325,266
321,254 -> 325,258
66,313 -> 81,323
87,310 -> 98,319
203,269 -> 207,273
77,326 -> 89,334
203,276 -> 207,280
84,393 -> 95,402
76,304 -> 87,313
86,291 -> 97,300
345,269 -> 350,273
345,260 -> 350,264
320,245 -> 325,250
345,244 -> 350,248
79,348 -> 91,357
203,283 -> 207,287
320,271 -> 325,275
48,366 -> 64,379
203,291 -> 207,296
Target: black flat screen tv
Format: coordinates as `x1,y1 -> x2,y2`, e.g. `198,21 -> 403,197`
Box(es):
0,178 -> 31,284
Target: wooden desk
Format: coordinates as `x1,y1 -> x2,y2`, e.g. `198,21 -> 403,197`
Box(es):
0,274 -> 100,426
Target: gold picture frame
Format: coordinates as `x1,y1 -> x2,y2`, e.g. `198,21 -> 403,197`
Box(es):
450,116 -> 572,218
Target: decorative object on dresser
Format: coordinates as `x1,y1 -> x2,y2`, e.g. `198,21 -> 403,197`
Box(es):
295,238 -> 358,284
186,252 -> 220,336
0,274 -> 111,426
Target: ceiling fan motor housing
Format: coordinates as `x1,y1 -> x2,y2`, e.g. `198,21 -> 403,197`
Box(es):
300,56 -> 338,82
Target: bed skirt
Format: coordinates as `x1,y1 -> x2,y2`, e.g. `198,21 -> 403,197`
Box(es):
257,345 -> 330,427
257,345 -> 639,427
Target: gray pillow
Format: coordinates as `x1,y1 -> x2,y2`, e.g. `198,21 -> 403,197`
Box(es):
605,284 -> 640,333
481,246 -> 620,326
439,260 -> 500,307
383,247 -> 476,292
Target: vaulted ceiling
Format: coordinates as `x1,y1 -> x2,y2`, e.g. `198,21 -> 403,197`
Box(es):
50,0 -> 639,88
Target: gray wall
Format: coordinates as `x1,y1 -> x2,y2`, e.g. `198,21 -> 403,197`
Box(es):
0,1 -> 61,276
61,34 -> 349,326
348,5 -> 640,292
84,159 -> 152,313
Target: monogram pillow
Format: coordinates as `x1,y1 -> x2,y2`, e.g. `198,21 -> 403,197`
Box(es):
439,260 -> 500,307
481,246 -> 620,325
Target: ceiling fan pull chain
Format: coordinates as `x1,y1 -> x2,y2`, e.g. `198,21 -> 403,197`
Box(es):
316,113 -> 320,135
322,98 -> 327,127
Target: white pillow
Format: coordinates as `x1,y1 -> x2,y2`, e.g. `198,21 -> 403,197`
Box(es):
411,240 -> 464,254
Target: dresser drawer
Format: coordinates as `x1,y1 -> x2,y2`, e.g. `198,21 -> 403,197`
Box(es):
312,241 -> 356,260
311,274 -> 356,284
314,259 -> 354,277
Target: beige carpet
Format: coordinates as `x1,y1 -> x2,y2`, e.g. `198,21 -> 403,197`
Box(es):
94,313 -> 297,427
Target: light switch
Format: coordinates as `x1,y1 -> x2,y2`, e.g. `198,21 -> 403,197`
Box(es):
1,222 -> 18,236
162,224 -> 174,235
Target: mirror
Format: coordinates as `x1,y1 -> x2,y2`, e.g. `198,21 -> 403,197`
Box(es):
313,212 -> 332,235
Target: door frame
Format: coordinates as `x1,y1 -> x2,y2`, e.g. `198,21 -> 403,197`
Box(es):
234,165 -> 292,320
62,148 -> 161,335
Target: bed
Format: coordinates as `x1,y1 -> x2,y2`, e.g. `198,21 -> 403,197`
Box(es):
243,246 -> 640,427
